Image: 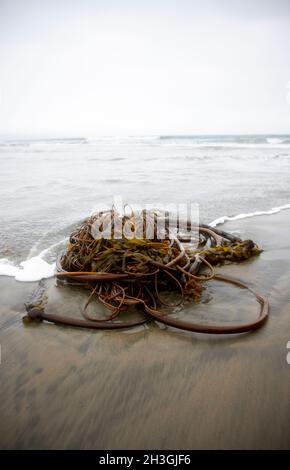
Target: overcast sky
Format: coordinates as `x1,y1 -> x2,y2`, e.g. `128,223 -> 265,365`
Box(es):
0,0 -> 290,136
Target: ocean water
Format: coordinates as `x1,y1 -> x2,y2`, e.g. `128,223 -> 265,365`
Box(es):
1,134 -> 290,280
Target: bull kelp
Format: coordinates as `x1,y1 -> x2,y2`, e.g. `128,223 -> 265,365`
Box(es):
25,209 -> 268,334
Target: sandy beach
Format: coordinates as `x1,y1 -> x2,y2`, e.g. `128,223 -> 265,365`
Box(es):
1,209 -> 290,449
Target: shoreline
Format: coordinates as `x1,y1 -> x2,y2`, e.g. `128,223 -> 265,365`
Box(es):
1,203 -> 290,283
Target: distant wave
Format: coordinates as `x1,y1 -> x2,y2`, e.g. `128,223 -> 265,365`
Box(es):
160,142 -> 290,149
158,135 -> 290,148
159,134 -> 290,142
0,137 -> 87,147
1,135 -> 290,148
266,137 -> 283,144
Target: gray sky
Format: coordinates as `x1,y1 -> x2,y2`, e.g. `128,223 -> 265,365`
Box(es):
0,0 -> 290,136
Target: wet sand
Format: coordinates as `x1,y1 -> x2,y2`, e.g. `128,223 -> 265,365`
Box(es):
1,210 -> 290,449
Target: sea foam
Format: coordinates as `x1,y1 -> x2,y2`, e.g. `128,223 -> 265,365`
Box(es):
209,203 -> 290,227
0,257 -> 55,282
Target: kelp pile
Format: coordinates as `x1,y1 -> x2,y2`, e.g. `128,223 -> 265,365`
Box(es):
26,210 -> 269,334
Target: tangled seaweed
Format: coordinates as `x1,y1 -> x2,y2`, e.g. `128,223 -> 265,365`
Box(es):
25,209 -> 268,334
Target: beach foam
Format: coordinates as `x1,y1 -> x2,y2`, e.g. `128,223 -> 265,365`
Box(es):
209,203 -> 290,227
0,257 -> 55,282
